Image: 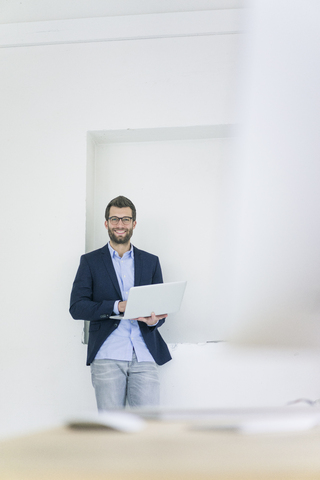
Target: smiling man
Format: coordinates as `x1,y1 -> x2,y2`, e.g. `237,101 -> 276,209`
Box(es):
70,195 -> 171,410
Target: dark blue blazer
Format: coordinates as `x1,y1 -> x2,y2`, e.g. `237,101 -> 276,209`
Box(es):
70,244 -> 172,366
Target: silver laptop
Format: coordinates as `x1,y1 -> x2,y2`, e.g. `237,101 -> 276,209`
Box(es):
110,281 -> 187,320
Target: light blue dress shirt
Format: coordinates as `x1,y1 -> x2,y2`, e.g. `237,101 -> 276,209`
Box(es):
94,243 -> 155,363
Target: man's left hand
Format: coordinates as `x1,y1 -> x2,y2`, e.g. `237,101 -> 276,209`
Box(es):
137,312 -> 168,326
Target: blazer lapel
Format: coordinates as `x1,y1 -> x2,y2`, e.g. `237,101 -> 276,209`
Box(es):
101,244 -> 122,298
133,246 -> 142,286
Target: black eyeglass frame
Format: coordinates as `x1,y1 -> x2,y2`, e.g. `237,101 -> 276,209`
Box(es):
108,216 -> 133,225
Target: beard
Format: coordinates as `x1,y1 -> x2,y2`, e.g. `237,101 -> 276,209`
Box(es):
108,225 -> 134,245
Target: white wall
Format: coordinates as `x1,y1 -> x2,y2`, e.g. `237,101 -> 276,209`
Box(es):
90,135 -> 234,343
160,343 -> 320,409
0,12 -> 241,438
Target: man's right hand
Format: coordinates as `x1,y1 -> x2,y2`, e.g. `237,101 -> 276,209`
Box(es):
118,301 -> 127,313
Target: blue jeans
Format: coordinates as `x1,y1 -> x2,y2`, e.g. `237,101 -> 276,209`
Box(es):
90,351 -> 160,410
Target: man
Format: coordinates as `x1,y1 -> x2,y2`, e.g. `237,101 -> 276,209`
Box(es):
70,195 -> 171,410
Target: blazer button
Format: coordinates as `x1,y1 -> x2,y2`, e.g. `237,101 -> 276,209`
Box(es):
113,323 -> 118,328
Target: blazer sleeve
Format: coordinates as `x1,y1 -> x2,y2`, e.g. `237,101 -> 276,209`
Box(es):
69,255 -> 116,321
152,256 -> 163,285
146,255 -> 166,331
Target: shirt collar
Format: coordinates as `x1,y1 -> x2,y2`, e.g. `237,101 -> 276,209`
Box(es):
108,242 -> 134,259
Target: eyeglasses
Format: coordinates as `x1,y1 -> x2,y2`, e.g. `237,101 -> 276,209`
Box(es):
108,216 -> 133,225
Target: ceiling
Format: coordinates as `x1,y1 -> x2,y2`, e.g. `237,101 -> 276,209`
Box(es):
0,0 -> 245,24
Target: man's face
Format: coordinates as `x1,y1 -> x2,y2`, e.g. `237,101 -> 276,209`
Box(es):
105,206 -> 136,245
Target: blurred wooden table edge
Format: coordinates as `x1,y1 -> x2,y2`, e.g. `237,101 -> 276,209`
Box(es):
1,419 -> 320,480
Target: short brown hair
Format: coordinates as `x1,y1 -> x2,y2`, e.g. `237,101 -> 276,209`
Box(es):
105,196 -> 136,222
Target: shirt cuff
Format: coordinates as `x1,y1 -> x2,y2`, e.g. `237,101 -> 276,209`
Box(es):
149,320 -> 159,327
113,300 -> 120,315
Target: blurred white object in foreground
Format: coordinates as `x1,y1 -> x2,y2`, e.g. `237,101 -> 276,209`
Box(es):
225,0 -> 320,347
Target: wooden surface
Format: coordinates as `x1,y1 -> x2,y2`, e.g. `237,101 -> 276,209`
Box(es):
1,419 -> 320,479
